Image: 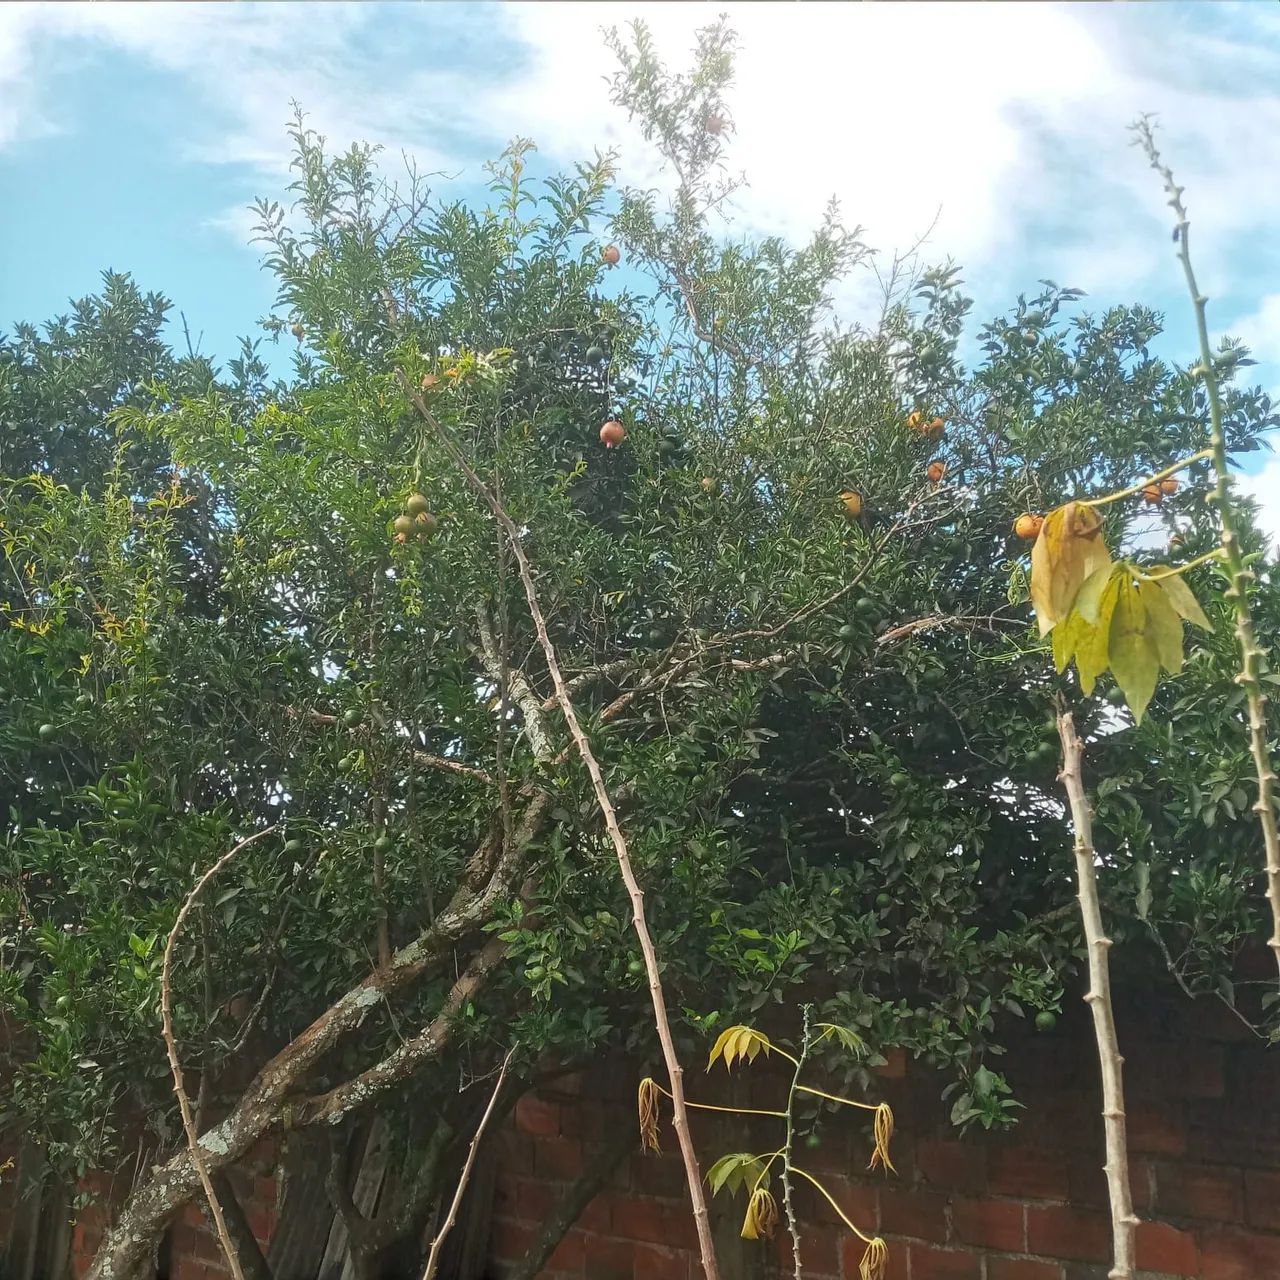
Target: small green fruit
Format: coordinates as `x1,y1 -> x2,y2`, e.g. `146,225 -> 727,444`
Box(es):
854,597 -> 880,621
413,511 -> 439,537
526,965 -> 547,981
804,1133 -> 822,1150
284,838 -> 304,854
627,959 -> 645,976
405,493 -> 431,517
374,835 -> 394,854
1106,686 -> 1126,706
837,624 -> 859,641
875,892 -> 893,909
889,771 -> 911,788
38,723 -> 57,742
1035,1010 -> 1057,1032
585,345 -> 606,365
342,708 -> 362,728
393,514 -> 415,537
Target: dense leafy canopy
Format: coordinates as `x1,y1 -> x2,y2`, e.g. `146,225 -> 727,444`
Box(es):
2,18 -> 1278,1265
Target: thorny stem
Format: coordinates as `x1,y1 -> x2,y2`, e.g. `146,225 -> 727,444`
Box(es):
420,1046 -> 514,1280
781,1007 -> 812,1280
397,373 -> 723,1280
161,826 -> 280,1280
1135,117 -> 1280,981
1056,707 -> 1136,1279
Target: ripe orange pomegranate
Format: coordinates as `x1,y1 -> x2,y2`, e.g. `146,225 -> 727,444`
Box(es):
602,244 -> 621,266
926,460 -> 946,484
840,490 -> 864,519
600,420 -> 626,449
291,322 -> 304,342
1014,513 -> 1043,541
928,416 -> 946,439
1142,484 -> 1163,505
1160,477 -> 1180,495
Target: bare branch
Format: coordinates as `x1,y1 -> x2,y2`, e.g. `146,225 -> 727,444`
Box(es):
161,826 -> 280,1280
474,607 -> 553,759
421,1045 -> 515,1280
396,371 -> 723,1280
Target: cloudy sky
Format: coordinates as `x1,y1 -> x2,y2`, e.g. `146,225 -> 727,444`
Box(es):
3,2 -> 1278,518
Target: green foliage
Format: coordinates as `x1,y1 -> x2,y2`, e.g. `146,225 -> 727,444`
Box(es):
3,17 -> 1279,1211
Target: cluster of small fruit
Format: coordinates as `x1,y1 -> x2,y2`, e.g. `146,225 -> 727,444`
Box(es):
1011,476 -> 1181,542
392,493 -> 438,545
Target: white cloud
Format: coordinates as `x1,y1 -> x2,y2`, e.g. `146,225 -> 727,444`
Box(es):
3,0 -> 1278,319
1232,293 -> 1280,367
1236,456 -> 1280,550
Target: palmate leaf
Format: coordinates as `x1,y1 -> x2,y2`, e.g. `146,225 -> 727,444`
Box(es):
1053,561 -> 1213,723
706,1151 -> 771,1198
707,1025 -> 773,1071
815,1022 -> 864,1054
1030,501 -> 1110,636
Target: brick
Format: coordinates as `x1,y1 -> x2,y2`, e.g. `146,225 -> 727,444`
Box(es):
1129,1041 -> 1224,1101
577,1191 -> 611,1233
880,1187 -> 948,1243
489,1217 -> 537,1263
516,1093 -> 562,1137
989,1145 -> 1071,1200
987,1259 -> 1063,1280
611,1195 -> 669,1244
800,1173 -> 878,1233
546,1228 -> 585,1271
1154,1161 -> 1243,1223
1127,1101 -> 1187,1156
917,1139 -> 987,1194
875,1047 -> 908,1079
632,1153 -> 685,1198
1026,1205 -> 1111,1262
534,1136 -> 584,1181
583,1233 -> 635,1279
635,1241 -> 690,1280
1136,1219 -> 1200,1275
515,1177 -> 558,1221
908,1243 -> 982,1279
1200,1228 -> 1280,1279
951,1197 -> 1024,1252
778,1223 -> 842,1275
1244,1168 -> 1280,1230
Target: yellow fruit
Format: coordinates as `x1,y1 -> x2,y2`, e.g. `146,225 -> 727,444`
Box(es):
840,490 -> 864,519
906,411 -> 924,432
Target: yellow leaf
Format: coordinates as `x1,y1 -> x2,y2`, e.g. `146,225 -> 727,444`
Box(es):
1029,502 -> 1110,636
1139,578 -> 1184,675
1077,570 -> 1122,695
1074,561 -> 1115,624
1052,609 -> 1090,675
1108,574 -> 1159,723
708,1026 -> 771,1072
1159,571 -> 1212,630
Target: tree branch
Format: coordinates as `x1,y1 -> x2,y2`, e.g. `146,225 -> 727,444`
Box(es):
421,1045 -> 515,1280
396,371 -> 723,1280
1057,706 -> 1137,1279
162,826 -> 280,1280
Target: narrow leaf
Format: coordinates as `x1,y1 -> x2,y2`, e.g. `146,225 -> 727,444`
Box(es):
1108,575 -> 1159,723
1160,571 -> 1213,630
1139,578 -> 1184,674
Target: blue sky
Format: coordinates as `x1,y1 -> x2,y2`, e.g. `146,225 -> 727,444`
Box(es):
3,2 -> 1279,511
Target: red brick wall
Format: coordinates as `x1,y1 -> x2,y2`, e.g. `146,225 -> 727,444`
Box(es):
11,989 -> 1279,1280
489,994 -> 1280,1280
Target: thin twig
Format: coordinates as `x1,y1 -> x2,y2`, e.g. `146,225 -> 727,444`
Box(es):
420,1045 -> 515,1280
161,825 -> 280,1280
396,373 -> 723,1280
1056,706 -> 1137,1279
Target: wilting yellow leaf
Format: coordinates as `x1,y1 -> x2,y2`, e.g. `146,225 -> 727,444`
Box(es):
1077,569 -> 1123,695
1139,578 -> 1184,675
1052,609 -> 1090,676
1159,571 -> 1212,630
741,1187 -> 778,1240
1030,502 -> 1111,636
707,1025 -> 772,1072
1108,574 -> 1159,723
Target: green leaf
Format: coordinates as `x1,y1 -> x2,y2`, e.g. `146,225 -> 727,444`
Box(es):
1108,574 -> 1159,723
1159,571 -> 1213,630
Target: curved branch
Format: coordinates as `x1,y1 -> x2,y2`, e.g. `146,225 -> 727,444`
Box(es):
161,826 -> 280,1280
